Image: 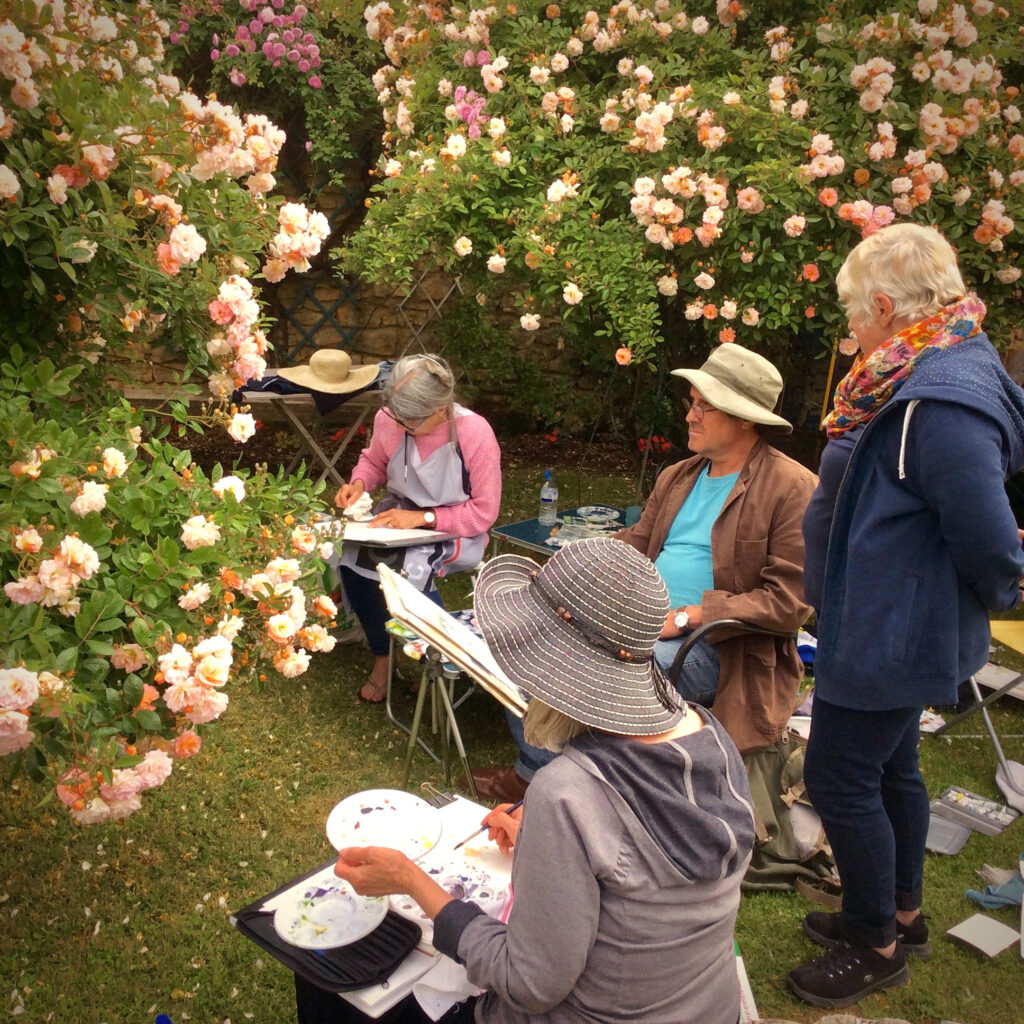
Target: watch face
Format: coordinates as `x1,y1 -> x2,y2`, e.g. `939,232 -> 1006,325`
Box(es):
673,610 -> 689,629
424,511 -> 436,525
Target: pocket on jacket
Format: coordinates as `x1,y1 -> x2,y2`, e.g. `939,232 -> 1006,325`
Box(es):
734,536 -> 769,591
882,574 -> 920,663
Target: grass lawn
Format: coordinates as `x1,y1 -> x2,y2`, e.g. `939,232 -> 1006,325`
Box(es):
3,452 -> 1024,1024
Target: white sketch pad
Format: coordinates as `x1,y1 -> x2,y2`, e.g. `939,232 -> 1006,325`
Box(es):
947,913 -> 1021,957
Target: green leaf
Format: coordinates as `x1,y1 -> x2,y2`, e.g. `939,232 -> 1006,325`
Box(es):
123,674 -> 144,708
135,709 -> 163,732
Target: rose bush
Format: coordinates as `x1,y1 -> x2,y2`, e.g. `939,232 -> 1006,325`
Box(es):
341,0 -> 1023,367
161,0 -> 381,181
0,0 -> 327,397
0,2 -> 343,822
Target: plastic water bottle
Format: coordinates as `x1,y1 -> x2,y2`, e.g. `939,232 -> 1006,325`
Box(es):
539,470 -> 558,525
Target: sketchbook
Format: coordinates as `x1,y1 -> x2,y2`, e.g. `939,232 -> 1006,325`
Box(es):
313,517 -> 454,548
377,564 -> 527,717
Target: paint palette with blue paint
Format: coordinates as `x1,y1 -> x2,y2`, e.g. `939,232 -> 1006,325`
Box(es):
389,860 -> 508,941
326,788 -> 442,861
273,877 -> 387,950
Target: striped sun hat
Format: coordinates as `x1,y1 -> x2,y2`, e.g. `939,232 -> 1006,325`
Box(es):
474,537 -> 683,735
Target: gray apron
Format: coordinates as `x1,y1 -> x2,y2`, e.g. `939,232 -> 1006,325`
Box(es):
339,404 -> 488,592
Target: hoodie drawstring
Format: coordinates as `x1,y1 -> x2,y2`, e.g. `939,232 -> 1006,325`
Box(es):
898,400 -> 921,480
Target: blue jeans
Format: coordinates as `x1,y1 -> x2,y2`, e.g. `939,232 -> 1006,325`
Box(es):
804,697 -> 930,949
340,566 -> 442,656
653,635 -> 720,705
507,637 -> 720,781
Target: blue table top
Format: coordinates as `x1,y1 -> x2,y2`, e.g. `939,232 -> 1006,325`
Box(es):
490,505 -> 626,556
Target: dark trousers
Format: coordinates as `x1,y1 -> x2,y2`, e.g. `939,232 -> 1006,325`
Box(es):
295,975 -> 477,1024
804,697 -> 930,948
341,566 -> 443,657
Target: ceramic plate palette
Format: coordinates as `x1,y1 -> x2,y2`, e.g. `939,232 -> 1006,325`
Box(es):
272,879 -> 387,950
573,505 -> 621,522
389,860 -> 508,937
326,789 -> 442,861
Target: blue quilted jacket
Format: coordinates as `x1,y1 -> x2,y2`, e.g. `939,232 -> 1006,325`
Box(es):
803,335 -> 1024,710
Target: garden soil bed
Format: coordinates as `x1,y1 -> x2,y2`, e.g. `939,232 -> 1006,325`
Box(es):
174,423 -> 640,480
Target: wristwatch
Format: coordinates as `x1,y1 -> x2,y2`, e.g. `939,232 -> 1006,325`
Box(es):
422,510 -> 437,527
673,609 -> 690,630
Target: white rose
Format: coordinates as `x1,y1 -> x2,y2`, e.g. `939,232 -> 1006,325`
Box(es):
212,475 -> 246,501
102,447 -> 128,478
520,313 -> 541,331
181,515 -> 221,550
562,283 -> 584,305
656,275 -> 678,296
454,235 -> 473,256
487,254 -> 506,273
227,412 -> 256,443
178,582 -> 212,611
70,480 -> 109,516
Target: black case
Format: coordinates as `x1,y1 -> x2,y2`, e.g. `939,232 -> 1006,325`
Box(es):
232,860 -> 423,992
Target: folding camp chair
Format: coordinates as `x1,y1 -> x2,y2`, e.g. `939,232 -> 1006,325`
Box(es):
932,619 -> 1024,809
667,617 -> 797,693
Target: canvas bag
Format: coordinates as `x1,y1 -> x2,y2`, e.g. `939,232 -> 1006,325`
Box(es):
741,729 -> 839,893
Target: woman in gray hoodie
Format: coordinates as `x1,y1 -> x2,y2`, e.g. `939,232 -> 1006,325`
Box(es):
314,537 -> 755,1024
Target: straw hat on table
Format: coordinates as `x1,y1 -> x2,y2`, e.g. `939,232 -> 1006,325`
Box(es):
277,349 -> 380,394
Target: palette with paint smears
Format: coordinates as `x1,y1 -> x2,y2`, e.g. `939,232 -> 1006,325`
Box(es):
273,878 -> 387,950
389,860 -> 508,940
325,789 -> 442,862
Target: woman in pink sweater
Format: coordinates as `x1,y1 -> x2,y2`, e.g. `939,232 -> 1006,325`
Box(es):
334,354 -> 501,701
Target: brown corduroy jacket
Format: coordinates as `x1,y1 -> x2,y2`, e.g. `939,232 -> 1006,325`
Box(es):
617,439 -> 817,754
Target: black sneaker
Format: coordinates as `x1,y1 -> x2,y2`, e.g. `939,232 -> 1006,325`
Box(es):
787,939 -> 910,1009
802,910 -> 933,958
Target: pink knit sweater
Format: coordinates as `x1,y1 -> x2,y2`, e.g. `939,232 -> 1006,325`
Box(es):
350,407 -> 502,536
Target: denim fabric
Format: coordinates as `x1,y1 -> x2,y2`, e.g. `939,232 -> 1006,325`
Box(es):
804,697 -> 930,949
341,565 -> 442,657
653,635 -> 721,706
507,637 -> 721,782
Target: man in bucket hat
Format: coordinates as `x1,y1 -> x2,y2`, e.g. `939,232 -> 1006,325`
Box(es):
470,343 -> 816,804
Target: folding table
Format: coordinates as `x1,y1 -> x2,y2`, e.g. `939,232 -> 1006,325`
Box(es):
241,382 -> 381,490
489,504 -> 626,557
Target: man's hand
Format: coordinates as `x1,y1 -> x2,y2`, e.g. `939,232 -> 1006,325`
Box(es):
369,508 -> 432,530
483,802 -> 524,857
658,605 -> 703,639
335,480 -> 365,509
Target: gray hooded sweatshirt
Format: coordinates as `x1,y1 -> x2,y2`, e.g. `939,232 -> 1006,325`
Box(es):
433,708 -> 756,1023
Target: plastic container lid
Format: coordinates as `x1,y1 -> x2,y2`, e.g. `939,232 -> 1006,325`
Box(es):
925,810 -> 971,855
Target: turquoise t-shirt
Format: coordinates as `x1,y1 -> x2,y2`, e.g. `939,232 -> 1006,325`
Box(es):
654,466 -> 740,608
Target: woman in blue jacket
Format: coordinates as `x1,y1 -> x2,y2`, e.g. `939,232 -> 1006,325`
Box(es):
790,223 -> 1024,1008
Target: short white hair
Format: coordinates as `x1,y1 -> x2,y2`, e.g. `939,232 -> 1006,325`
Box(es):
836,223 -> 965,325
383,353 -> 455,421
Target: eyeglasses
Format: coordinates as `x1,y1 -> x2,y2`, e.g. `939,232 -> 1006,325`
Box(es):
383,406 -> 433,433
683,398 -> 720,422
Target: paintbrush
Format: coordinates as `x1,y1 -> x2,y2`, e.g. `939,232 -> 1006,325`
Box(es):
450,798 -> 524,851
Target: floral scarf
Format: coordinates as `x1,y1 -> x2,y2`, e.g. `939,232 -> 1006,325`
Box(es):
823,294 -> 986,439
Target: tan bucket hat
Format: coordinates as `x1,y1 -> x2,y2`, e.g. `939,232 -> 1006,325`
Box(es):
671,343 -> 791,433
276,349 -> 381,394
